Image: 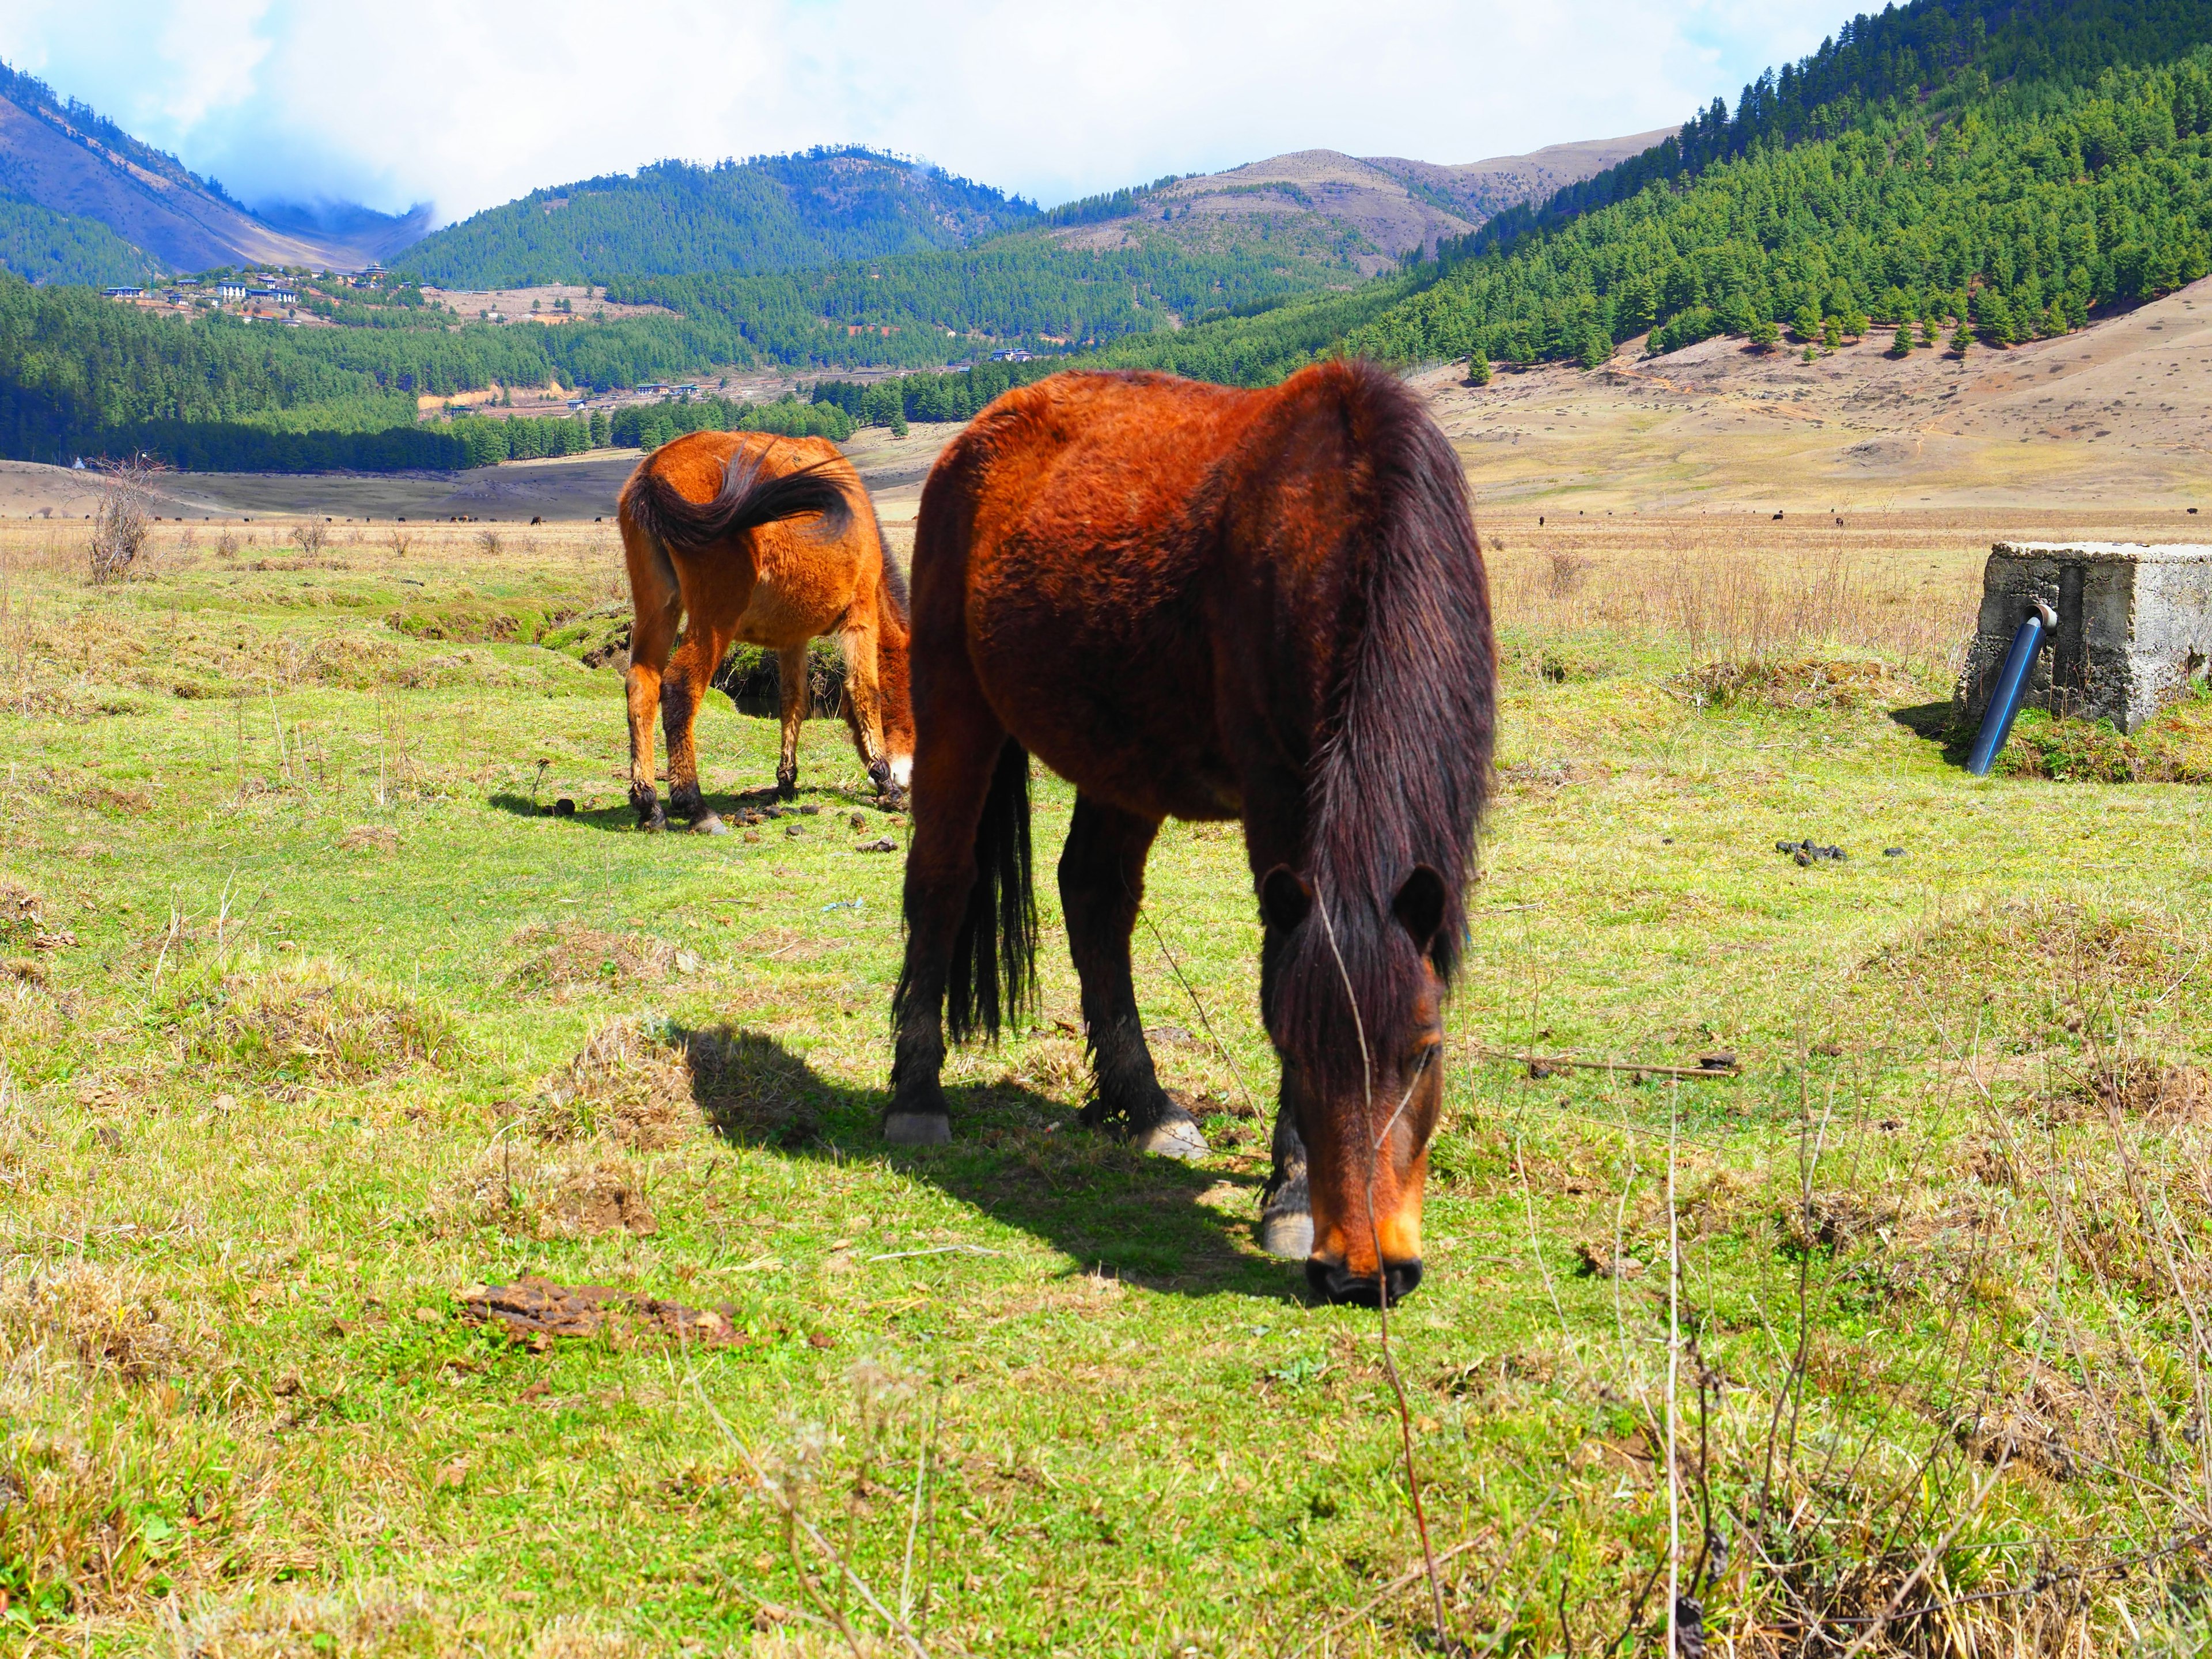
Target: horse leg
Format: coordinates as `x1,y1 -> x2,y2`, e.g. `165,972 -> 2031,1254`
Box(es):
1059,796 -> 1207,1160
1259,1103 -> 1314,1259
661,615 -> 733,834
887,674 -> 1007,1146
837,621 -> 898,800
776,643 -> 809,798
624,562 -> 682,833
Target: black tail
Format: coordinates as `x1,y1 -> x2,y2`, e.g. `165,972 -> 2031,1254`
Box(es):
622,446 -> 853,552
945,738 -> 1036,1044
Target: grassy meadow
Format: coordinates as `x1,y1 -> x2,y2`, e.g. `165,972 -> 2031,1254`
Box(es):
3,507 -> 2212,1656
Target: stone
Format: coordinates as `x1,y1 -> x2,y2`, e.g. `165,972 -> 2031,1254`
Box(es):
1955,543 -> 2212,734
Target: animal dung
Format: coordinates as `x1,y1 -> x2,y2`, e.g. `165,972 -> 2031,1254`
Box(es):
1883,846 -> 1906,857
1776,838 -> 1846,864
849,812 -> 869,830
551,798 -> 576,818
855,837 -> 898,853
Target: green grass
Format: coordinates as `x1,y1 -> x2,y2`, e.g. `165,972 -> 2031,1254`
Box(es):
6,527 -> 2212,1654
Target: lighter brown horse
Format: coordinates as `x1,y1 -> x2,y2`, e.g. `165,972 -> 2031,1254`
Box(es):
618,431 -> 914,832
887,362 -> 1495,1306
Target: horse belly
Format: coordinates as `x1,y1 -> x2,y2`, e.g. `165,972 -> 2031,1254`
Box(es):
969,567 -> 1240,823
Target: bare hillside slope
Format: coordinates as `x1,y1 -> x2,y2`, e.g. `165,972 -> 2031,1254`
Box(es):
1426,277 -> 2212,512
1055,127 -> 1675,276
0,83 -> 421,272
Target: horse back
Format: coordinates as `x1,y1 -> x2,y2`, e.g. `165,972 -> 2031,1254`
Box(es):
621,429 -> 886,644
913,367 -> 1423,823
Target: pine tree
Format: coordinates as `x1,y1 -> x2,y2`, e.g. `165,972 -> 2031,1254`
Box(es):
1950,321 -> 1974,355
1821,317 -> 1842,350
1749,316 -> 1780,350
1793,302 -> 1823,343
1919,317 -> 1938,348
1891,323 -> 1913,356
1467,351 -> 1493,385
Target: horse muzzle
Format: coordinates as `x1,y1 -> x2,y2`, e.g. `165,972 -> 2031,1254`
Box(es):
1306,1256 -> 1424,1307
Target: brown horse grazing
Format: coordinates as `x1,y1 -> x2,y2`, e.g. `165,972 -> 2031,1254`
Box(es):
888,361 -> 1495,1305
618,431 -> 914,831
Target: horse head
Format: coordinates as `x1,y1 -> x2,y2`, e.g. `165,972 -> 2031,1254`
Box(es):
1260,863 -> 1449,1307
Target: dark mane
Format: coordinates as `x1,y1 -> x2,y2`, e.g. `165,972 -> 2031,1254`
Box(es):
1272,361 -> 1496,1094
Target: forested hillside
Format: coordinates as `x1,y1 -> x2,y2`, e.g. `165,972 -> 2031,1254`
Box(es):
613,228 -> 1361,368
0,194 -> 156,287
1033,0 -> 2212,389
396,150 -> 1040,289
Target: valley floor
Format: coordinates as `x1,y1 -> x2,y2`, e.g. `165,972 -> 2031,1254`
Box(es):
4,506 -> 2211,1653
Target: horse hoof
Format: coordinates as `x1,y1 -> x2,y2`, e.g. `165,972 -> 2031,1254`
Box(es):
1138,1115 -> 1209,1160
691,813 -> 728,836
882,1111 -> 951,1147
1259,1209 -> 1315,1260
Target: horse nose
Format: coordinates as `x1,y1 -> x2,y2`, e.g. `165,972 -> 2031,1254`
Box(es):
1306,1257 -> 1424,1306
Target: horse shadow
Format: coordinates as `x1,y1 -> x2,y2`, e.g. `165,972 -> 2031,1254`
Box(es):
1887,701 -> 1978,768
673,1024 -> 1300,1303
485,782 -> 888,835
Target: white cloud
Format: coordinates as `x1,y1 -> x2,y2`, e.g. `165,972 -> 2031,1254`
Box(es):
0,1 -> 1842,221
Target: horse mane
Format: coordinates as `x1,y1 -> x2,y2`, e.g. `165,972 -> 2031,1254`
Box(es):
1270,361 -> 1496,1094
621,441 -> 854,553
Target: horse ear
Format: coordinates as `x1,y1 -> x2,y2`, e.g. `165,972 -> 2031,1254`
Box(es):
1259,866 -> 1313,934
1392,866 -> 1449,956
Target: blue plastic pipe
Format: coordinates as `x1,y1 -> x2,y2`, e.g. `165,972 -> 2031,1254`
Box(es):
1965,599 -> 2058,776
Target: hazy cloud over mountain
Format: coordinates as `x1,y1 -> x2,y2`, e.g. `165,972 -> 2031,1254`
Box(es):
0,0 -> 1835,223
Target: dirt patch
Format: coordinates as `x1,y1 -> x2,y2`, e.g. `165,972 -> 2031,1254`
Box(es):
505,922 -> 683,997
2081,1056 -> 2212,1124
445,1145 -> 657,1238
534,1017 -> 695,1147
1682,656 -> 1911,711
1858,899 -> 2186,1020
0,879 -> 44,948
460,1277 -> 752,1350
183,957 -> 455,1084
338,825 -> 399,854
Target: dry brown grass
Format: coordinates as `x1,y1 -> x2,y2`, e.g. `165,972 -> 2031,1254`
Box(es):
1485,519 -> 1978,679
177,956 -> 456,1085
0,1261 -> 203,1386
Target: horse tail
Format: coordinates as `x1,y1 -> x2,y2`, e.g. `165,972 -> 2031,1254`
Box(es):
943,738 -> 1035,1043
620,441 -> 855,554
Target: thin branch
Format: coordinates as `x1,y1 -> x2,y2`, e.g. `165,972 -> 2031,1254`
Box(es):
1315,889 -> 1450,1652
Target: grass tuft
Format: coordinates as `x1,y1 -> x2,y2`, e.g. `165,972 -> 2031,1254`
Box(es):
174,955 -> 456,1085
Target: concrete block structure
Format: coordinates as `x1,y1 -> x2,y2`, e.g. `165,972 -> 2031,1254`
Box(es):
1955,543 -> 2212,733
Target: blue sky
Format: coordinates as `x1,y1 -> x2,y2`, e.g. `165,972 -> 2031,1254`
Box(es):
0,2 -> 1843,224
